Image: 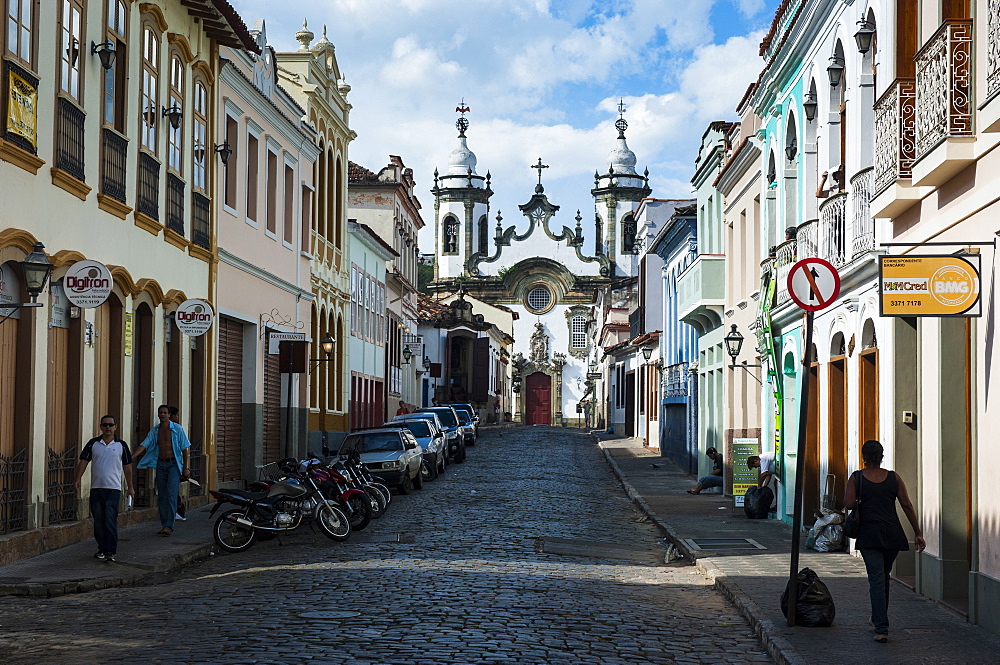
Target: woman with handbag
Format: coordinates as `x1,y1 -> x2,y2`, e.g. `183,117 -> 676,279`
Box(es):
844,439 -> 925,643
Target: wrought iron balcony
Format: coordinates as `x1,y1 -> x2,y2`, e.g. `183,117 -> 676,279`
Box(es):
873,78 -> 916,194
55,97 -> 85,181
166,173 -> 185,236
100,127 -> 128,203
796,219 -> 819,260
989,1 -> 1000,100
819,192 -> 848,268
772,239 -> 796,306
192,191 -> 211,249
914,19 -> 973,160
850,167 -> 875,258
136,151 -> 161,220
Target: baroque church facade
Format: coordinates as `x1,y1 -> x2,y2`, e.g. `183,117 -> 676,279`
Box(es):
429,109 -> 649,426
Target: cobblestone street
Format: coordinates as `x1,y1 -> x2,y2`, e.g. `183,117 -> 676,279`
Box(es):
0,428 -> 772,665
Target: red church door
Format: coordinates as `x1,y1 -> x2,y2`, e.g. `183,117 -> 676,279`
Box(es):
526,372 -> 551,425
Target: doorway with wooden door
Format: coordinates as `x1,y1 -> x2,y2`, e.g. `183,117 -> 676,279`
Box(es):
525,372 -> 551,425
827,338 -> 848,511
804,357 -> 821,525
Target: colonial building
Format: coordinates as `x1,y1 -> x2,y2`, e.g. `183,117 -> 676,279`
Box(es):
0,0 -> 257,536
276,22 -> 355,437
346,221 -> 395,430
429,108 -> 649,426
347,156 -> 424,420
215,21 -> 318,484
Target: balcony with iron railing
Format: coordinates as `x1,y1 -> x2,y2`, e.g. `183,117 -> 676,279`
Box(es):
984,0 -> 1000,130
819,192 -> 848,268
911,19 -> 975,186
100,128 -> 128,203
772,238 -> 796,306
849,167 -> 875,258
191,191 -> 211,250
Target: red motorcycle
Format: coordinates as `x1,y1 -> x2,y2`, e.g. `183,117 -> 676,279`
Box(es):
249,458 -> 372,531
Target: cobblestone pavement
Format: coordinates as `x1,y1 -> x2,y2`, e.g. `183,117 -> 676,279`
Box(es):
0,427 -> 773,665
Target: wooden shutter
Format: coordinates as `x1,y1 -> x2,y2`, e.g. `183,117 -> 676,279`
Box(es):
217,318 -> 244,482
472,337 -> 490,402
263,336 -> 282,463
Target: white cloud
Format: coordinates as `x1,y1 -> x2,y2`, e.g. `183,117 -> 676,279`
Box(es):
229,0 -> 773,247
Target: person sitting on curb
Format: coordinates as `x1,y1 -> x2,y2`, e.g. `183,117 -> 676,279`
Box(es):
687,447 -> 724,494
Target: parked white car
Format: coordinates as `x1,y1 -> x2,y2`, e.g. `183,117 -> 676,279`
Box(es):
341,428 -> 424,494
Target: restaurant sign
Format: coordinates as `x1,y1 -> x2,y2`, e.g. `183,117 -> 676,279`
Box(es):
879,255 -> 981,317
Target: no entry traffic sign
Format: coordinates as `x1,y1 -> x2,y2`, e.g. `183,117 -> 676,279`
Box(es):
787,258 -> 841,311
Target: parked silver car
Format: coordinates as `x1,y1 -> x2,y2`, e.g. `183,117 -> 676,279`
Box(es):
384,418 -> 447,480
341,428 -> 423,494
395,410 -> 466,463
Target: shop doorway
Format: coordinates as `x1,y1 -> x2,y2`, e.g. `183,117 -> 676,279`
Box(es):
217,317 -> 244,483
827,354 -> 848,509
624,371 -> 635,437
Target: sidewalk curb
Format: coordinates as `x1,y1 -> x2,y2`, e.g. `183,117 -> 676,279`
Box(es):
597,440 -> 806,665
0,543 -> 214,599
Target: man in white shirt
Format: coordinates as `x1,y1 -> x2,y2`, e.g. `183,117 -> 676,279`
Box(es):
747,452 -> 775,488
75,416 -> 134,562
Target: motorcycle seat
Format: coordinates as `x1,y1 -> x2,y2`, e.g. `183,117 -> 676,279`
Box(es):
224,488 -> 270,501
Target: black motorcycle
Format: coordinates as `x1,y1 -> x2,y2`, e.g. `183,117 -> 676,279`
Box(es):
209,460 -> 352,553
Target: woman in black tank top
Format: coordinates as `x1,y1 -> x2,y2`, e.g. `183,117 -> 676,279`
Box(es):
844,440 -> 925,643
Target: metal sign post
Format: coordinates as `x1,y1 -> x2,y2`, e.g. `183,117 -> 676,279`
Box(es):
784,258 -> 840,627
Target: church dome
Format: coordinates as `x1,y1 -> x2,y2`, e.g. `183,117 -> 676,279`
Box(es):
447,136 -> 477,176
608,136 -> 638,175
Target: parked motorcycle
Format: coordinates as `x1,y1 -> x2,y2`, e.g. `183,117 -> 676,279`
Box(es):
209,460 -> 352,553
325,446 -> 392,517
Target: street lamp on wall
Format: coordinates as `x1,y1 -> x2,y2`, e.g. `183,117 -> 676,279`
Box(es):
827,54 -> 845,87
802,90 -> 818,122
215,142 -> 232,166
641,346 -> 653,361
162,105 -> 183,131
1,242 -> 53,326
723,324 -> 762,383
785,138 -> 797,162
854,19 -> 876,54
402,346 -> 412,365
91,41 -> 116,70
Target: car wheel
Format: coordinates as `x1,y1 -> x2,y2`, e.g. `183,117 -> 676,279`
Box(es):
455,442 -> 467,464
399,471 -> 414,495
438,453 -> 446,475
413,463 -> 424,490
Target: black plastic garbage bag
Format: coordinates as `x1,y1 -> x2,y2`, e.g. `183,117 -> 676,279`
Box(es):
743,486 -> 773,519
781,567 -> 836,627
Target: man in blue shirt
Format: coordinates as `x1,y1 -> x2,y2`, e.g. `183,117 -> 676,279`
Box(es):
75,416 -> 134,561
133,404 -> 191,535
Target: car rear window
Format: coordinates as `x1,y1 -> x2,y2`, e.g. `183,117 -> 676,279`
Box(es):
424,408 -> 457,427
399,421 -> 431,437
345,433 -> 402,452
454,411 -> 471,424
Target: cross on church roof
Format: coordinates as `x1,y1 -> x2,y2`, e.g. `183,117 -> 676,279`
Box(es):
455,98 -> 470,136
531,157 -> 549,185
615,98 -> 628,137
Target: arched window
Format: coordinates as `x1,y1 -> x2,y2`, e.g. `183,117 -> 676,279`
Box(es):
166,54 -> 184,173
102,0 -> 128,131
621,214 -> 636,254
139,25 -> 159,152
6,0 -> 35,66
443,216 -> 459,254
478,215 -> 488,255
58,0 -> 84,101
191,77 -> 208,191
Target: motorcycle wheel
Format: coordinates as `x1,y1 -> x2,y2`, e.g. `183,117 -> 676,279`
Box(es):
317,502 -> 352,541
369,482 -> 392,507
365,487 -> 387,519
214,510 -> 257,553
346,494 -> 372,531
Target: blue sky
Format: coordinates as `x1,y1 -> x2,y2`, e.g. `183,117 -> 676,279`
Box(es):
230,0 -> 780,248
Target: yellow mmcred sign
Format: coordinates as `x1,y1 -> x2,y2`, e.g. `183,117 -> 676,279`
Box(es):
6,70 -> 37,147
879,255 -> 981,317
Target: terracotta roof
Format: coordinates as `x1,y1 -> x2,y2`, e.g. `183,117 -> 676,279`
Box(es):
417,293 -> 450,323
348,161 -> 380,184
758,0 -> 794,56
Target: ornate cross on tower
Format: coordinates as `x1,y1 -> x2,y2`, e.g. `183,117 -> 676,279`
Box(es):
615,98 -> 628,137
455,98 -> 470,136
531,157 -> 549,186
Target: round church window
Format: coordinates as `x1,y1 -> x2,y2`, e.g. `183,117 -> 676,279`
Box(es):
526,286 -> 552,313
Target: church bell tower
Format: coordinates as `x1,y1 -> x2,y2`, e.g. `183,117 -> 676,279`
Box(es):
431,104 -> 493,280
591,101 -> 651,276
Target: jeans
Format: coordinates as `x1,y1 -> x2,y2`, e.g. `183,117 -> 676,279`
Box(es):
699,474 -> 723,489
860,547 -> 898,635
90,488 -> 121,554
155,459 -> 181,529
